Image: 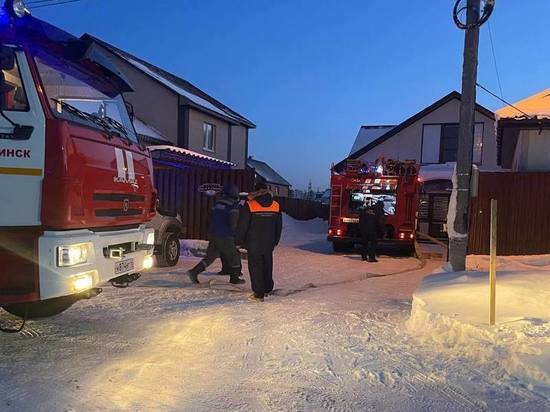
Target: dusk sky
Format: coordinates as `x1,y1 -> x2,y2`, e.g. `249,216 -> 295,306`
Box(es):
33,0 -> 550,191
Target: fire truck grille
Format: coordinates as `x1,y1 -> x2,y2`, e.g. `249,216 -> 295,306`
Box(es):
93,193 -> 145,202
95,208 -> 143,217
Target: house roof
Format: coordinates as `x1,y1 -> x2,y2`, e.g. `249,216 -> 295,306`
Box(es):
496,88 -> 550,120
149,145 -> 235,168
133,117 -> 170,142
247,157 -> 291,187
334,91 -> 495,171
350,125 -> 395,155
83,34 -> 256,129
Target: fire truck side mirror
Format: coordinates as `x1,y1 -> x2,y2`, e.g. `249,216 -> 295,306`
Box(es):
125,101 -> 135,121
0,46 -> 15,71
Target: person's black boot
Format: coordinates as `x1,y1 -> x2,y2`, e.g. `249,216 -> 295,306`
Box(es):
186,270 -> 199,284
230,274 -> 245,284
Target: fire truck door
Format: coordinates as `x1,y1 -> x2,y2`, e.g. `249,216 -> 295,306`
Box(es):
0,48 -> 46,226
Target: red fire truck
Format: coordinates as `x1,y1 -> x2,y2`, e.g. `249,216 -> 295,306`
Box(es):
328,159 -> 419,254
0,2 -> 156,319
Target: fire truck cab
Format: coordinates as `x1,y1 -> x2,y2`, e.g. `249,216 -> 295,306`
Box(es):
328,159 -> 419,254
0,4 -> 156,318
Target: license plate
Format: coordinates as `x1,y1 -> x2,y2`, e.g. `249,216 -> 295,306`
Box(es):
115,258 -> 134,275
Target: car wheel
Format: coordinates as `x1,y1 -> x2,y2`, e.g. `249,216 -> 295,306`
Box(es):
157,233 -> 180,267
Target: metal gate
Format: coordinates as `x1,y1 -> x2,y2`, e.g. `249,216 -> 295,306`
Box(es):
417,180 -> 452,239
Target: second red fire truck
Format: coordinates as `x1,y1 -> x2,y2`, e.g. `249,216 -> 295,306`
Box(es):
328,159 -> 420,254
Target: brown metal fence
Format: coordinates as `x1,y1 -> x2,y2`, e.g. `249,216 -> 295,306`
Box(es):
154,163 -> 255,239
468,172 -> 550,255
275,197 -> 329,221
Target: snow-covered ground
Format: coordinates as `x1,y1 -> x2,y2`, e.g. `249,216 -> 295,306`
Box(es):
0,216 -> 548,411
408,256 -> 550,399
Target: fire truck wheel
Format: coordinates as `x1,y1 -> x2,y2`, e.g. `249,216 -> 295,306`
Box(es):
332,242 -> 352,253
157,232 -> 181,267
3,297 -> 74,319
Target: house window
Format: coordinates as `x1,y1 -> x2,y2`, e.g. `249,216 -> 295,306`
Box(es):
440,124 -> 459,163
421,123 -> 483,164
203,122 -> 215,152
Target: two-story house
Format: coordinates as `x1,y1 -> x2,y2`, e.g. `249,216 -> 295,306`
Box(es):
84,35 -> 255,169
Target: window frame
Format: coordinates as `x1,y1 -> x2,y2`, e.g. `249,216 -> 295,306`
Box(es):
203,122 -> 216,152
420,122 -> 484,165
1,49 -> 30,113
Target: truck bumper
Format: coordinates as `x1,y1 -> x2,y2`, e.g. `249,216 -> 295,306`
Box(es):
328,236 -> 414,247
38,225 -> 154,300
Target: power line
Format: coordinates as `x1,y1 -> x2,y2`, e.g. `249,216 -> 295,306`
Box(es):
486,20 -> 504,99
476,82 -> 531,118
25,0 -> 60,5
28,0 -> 87,9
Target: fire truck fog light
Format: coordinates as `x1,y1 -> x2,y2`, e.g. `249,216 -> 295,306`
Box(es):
328,229 -> 333,235
409,233 -> 414,239
145,232 -> 155,245
143,255 -> 154,270
57,243 -> 92,267
72,271 -> 95,292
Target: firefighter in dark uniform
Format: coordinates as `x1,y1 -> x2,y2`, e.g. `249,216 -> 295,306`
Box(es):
186,185 -> 244,284
359,200 -> 385,262
236,182 -> 283,302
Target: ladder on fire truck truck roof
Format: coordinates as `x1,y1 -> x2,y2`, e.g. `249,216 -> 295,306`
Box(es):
330,184 -> 343,227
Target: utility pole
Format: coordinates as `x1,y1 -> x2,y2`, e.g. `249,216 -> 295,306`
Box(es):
449,0 -> 482,271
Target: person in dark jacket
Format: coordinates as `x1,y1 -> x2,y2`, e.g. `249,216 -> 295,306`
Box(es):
186,184 -> 244,284
359,200 -> 385,262
235,182 -> 283,302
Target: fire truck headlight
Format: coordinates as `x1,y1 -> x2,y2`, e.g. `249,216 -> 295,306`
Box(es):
399,232 -> 406,240
6,0 -> 29,18
336,229 -> 343,236
71,271 -> 95,292
57,243 -> 92,267
143,255 -> 154,270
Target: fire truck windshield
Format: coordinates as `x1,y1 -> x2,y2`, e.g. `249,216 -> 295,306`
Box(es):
33,50 -> 138,143
349,186 -> 397,216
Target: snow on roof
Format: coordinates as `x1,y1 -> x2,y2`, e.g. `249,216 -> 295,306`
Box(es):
149,145 -> 235,167
125,56 -> 246,123
350,125 -> 395,155
84,34 -> 255,128
496,88 -> 550,120
247,157 -> 291,187
418,163 -> 455,182
133,117 -> 169,142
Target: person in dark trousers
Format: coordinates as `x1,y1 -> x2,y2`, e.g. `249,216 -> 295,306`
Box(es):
359,200 -> 385,262
186,185 -> 244,285
236,182 -> 282,302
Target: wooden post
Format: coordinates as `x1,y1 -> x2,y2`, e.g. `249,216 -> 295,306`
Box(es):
489,199 -> 497,325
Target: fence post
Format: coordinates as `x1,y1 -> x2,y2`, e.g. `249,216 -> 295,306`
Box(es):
489,199 -> 497,326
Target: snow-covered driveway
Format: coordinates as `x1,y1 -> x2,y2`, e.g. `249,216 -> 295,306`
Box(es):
0,217 -> 548,411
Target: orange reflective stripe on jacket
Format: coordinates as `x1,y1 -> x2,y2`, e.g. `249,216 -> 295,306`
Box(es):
247,199 -> 280,213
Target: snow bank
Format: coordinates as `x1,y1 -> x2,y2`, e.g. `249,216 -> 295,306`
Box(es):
407,258 -> 550,398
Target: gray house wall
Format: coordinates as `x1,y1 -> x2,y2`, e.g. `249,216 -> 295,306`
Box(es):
230,125 -> 247,169
101,51 -> 179,143
97,42 -> 250,169
353,98 -> 499,170
187,109 -> 230,162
